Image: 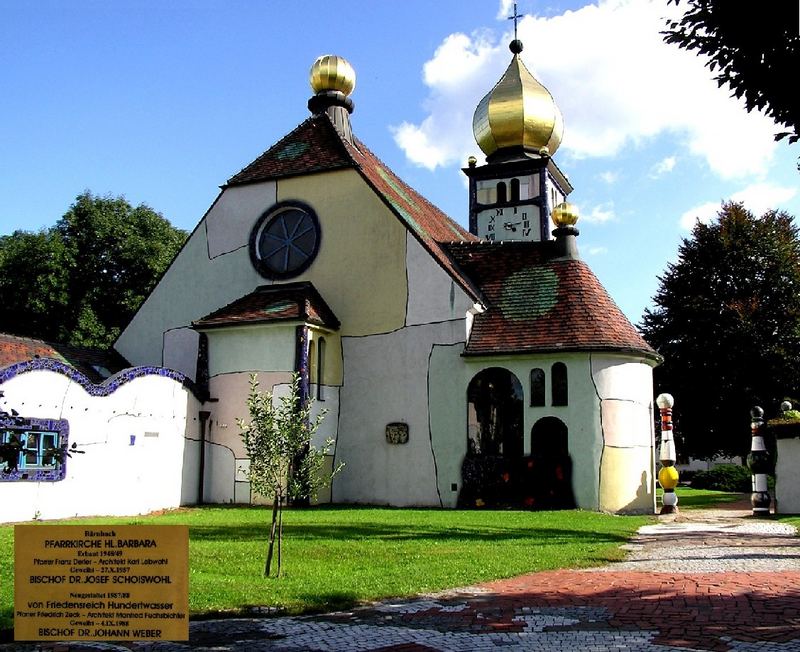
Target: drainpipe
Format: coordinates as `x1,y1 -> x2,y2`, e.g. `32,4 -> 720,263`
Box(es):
197,411 -> 211,505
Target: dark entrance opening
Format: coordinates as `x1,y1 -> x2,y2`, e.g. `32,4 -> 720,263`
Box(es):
529,416 -> 576,509
459,368 -> 523,508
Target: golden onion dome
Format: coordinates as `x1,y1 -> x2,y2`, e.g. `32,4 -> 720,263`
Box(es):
309,55 -> 356,96
473,41 -> 563,158
551,201 -> 579,227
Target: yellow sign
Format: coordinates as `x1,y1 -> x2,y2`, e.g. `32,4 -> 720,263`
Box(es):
14,524 -> 189,641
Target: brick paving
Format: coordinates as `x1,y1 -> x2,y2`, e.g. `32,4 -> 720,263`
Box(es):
4,502 -> 800,651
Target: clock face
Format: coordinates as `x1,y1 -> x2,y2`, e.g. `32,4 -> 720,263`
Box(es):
476,205 -> 541,242
250,202 -> 321,279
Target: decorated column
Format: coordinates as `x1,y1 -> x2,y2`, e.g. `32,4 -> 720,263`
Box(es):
656,393 -> 679,514
747,406 -> 771,517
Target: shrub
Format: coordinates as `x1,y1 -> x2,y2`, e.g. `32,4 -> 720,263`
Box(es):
690,463 -> 751,492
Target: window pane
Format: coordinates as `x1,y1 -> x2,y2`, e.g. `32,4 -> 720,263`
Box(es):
530,368 -> 545,407
552,362 -> 568,406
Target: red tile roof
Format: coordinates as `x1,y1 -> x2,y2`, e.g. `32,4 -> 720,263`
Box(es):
225,114 -> 480,301
0,333 -> 130,382
193,282 -> 340,330
226,115 -> 355,185
446,242 -> 659,360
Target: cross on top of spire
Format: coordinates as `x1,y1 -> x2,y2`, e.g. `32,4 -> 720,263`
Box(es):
508,2 -> 523,41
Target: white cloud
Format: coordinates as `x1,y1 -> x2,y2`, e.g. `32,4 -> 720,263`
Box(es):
496,0 -> 515,20
679,183 -> 798,229
649,156 -> 677,178
585,245 -> 609,256
388,32 -> 501,171
393,0 -> 779,179
577,201 -> 616,223
598,170 -> 618,184
678,201 -> 720,230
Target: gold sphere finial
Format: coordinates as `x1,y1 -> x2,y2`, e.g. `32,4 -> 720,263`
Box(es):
552,202 -> 579,227
472,49 -> 563,159
310,55 -> 356,96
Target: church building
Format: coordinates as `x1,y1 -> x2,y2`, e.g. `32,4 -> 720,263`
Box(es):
0,39 -> 660,521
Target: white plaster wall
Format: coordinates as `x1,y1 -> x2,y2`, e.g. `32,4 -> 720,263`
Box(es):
115,209 -> 265,367
429,351 -> 651,512
0,370 -> 201,523
201,440 -> 237,504
273,384 -> 341,451
205,324 -> 297,377
429,343 -> 471,508
203,371 -> 338,504
489,354 -> 603,510
591,354 -> 657,514
333,320 -> 465,506
776,439 -> 800,514
206,182 -> 277,258
405,233 -> 474,326
163,328 -> 201,381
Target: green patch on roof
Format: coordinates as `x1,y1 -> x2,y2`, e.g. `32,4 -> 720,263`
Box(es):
448,222 -> 465,239
275,142 -> 310,160
499,266 -> 559,321
263,300 -> 296,315
388,200 -> 427,239
377,166 -> 418,209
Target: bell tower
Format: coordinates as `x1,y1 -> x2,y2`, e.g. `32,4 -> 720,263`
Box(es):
464,30 -> 572,242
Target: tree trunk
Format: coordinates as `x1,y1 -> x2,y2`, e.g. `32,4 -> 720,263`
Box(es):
277,497 -> 284,577
264,495 -> 279,577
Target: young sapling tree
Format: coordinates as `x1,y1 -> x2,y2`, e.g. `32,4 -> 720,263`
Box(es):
238,373 -> 341,577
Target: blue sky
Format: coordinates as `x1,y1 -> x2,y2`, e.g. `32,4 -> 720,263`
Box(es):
2,0 -> 798,325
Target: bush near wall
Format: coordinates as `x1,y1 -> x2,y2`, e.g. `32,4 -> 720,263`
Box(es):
690,463 -> 752,492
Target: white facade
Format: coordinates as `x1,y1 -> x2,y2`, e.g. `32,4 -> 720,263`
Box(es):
0,366 -> 200,523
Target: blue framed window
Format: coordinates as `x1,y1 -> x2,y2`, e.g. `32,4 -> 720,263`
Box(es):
0,418 -> 69,482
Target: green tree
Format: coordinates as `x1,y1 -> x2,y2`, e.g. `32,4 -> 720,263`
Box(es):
663,0 -> 800,143
0,191 -> 186,348
238,374 -> 342,577
641,202 -> 800,459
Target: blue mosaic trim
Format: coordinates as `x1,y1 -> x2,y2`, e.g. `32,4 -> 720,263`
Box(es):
0,357 -> 200,398
0,416 -> 69,482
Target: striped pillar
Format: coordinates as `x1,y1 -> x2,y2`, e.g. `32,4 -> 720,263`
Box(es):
747,406 -> 771,517
656,393 -> 679,514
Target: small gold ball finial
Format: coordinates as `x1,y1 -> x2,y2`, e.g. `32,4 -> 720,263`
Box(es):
467,155 -> 477,168
310,55 -> 356,96
551,201 -> 579,227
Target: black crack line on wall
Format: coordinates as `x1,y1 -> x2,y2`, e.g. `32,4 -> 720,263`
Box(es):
326,337 -> 346,503
184,435 -> 239,501
56,375 -> 71,422
341,317 -> 464,341
589,352 -> 604,512
427,342 -> 465,509
403,232 -> 410,329
205,208 -> 248,260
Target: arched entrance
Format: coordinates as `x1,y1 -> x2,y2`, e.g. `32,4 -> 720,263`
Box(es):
459,368 -> 523,508
529,416 -> 576,509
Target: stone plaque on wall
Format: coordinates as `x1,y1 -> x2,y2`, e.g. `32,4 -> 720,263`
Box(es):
385,422 -> 409,445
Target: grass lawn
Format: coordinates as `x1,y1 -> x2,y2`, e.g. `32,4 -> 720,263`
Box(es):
0,505 -> 650,631
668,487 -> 747,509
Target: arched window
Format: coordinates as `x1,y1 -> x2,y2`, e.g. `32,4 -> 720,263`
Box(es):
496,181 -> 507,204
510,178 -> 520,202
552,362 -> 568,406
308,340 -> 316,385
530,368 -> 545,407
466,367 -> 523,457
317,337 -> 326,401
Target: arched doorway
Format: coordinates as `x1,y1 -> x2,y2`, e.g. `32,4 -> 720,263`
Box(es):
460,368 -> 523,508
529,417 -> 575,509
